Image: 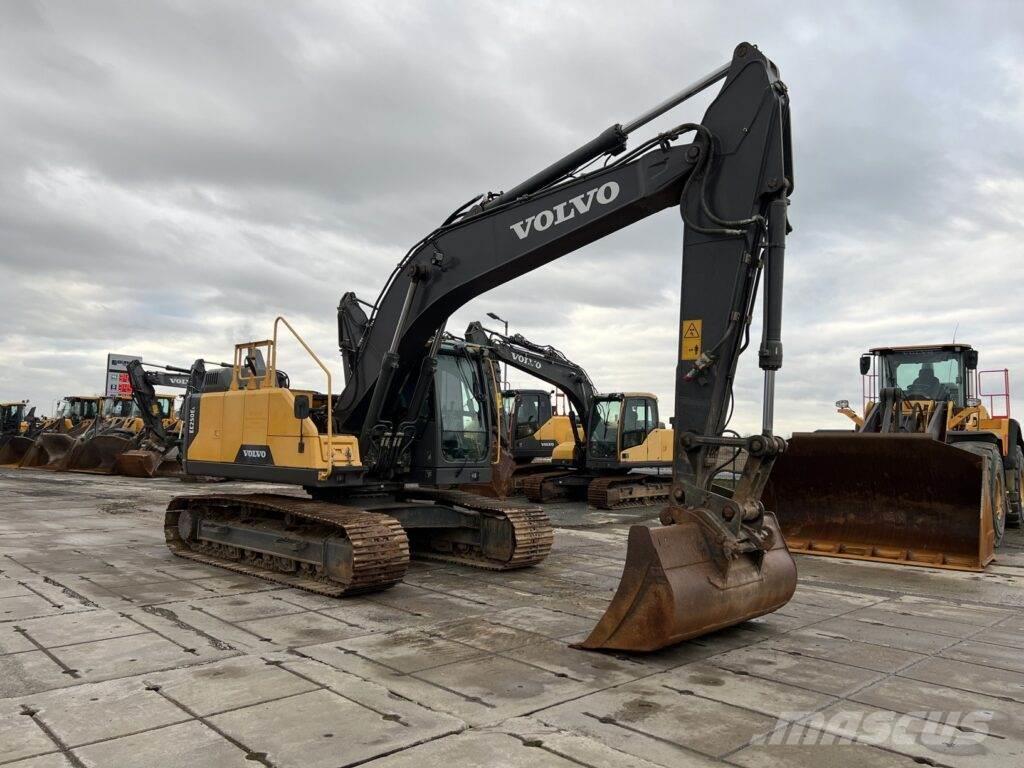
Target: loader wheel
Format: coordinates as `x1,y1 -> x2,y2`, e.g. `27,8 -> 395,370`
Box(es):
991,460 -> 1006,547
1008,445 -> 1023,528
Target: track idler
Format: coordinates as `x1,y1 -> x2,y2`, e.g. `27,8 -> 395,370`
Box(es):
577,507 -> 796,652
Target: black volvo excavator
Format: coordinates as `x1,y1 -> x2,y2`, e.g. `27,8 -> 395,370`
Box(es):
169,42 -> 796,651
465,321 -> 674,508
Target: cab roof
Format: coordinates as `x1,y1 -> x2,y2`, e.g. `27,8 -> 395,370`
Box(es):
868,343 -> 974,355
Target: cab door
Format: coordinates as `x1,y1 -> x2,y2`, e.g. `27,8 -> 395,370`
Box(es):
621,397 -> 657,461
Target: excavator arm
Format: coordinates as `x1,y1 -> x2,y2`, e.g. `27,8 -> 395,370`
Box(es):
464,321 -> 597,449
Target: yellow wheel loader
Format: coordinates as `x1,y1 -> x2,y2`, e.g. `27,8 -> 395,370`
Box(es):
13,396 -> 104,469
168,42 -> 796,652
59,394 -> 178,474
766,344 -> 1023,571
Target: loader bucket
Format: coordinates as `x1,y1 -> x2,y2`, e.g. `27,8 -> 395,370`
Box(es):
576,510 -> 797,652
0,436 -> 35,467
19,433 -> 76,470
764,433 -> 994,571
62,433 -> 134,474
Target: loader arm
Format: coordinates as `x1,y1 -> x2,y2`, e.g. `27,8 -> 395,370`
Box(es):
339,44 -> 791,488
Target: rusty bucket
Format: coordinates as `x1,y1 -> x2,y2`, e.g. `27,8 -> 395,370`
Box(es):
576,509 -> 797,652
764,433 -> 994,571
0,436 -> 35,467
114,449 -> 172,478
18,433 -> 77,470
61,433 -> 135,474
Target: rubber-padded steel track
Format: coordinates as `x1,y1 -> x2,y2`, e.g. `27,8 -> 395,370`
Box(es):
587,474 -> 671,509
165,494 -> 409,595
397,487 -> 553,569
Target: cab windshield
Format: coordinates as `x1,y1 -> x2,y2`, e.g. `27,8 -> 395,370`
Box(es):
436,354 -> 489,463
69,400 -> 99,420
105,399 -> 134,418
879,350 -> 965,405
588,398 -> 621,459
0,405 -> 20,428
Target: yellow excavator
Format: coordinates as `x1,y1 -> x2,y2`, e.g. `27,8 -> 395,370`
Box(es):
766,343 -> 1023,571
166,42 -> 796,652
464,321 -> 673,507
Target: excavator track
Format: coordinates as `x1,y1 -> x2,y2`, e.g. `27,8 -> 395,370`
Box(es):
520,469 -> 577,503
587,474 -> 671,510
397,487 -> 553,569
165,494 -> 409,596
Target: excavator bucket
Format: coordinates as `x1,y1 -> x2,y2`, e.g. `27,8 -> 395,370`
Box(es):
61,433 -> 135,474
764,433 -> 995,571
0,436 -> 35,467
576,510 -> 797,652
18,433 -> 77,470
114,449 -> 181,478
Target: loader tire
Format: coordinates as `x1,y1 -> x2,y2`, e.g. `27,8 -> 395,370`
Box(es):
991,458 -> 1006,547
1008,445 -> 1023,528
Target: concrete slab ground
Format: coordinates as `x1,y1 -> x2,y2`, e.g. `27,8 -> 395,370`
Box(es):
1,467 -> 1022,767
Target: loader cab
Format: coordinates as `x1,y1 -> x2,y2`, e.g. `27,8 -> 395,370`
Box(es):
586,393 -> 660,466
501,388 -> 556,460
870,344 -> 975,408
104,397 -> 135,419
407,343 -> 493,485
59,397 -> 101,424
0,403 -> 26,434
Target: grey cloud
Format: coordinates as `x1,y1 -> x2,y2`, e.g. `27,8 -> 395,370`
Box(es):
1,1 -> 1022,430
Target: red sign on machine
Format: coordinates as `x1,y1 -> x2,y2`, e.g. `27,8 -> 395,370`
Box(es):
105,354 -> 142,398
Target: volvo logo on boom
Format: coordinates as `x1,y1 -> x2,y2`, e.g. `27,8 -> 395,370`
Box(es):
509,181 -> 620,241
510,351 -> 542,370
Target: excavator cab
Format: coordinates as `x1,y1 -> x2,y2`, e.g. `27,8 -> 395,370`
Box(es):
586,394 -> 662,465
407,344 -> 493,484
501,389 -> 562,462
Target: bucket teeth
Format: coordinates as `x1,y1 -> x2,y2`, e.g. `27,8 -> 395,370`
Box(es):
765,433 -> 995,571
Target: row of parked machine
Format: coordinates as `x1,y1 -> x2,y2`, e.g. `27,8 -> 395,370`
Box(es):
0,359 -> 212,477
5,42 -> 1021,654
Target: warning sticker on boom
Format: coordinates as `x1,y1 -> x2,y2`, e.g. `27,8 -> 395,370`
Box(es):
681,319 -> 702,360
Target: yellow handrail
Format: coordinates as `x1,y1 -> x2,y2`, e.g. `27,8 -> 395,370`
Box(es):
272,316 -> 334,478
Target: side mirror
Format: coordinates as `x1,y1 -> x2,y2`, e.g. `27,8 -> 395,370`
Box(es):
965,350 -> 979,370
859,355 -> 871,376
293,395 -> 311,420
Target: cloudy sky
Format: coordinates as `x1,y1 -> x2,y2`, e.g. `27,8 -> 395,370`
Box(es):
2,1 -> 1023,433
